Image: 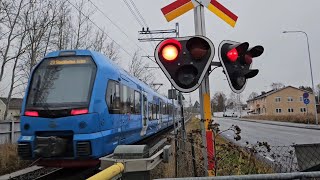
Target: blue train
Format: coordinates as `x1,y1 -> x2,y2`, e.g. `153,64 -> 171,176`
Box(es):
17,50 -> 180,167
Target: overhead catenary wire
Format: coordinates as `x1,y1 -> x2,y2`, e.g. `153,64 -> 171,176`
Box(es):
87,0 -> 156,63
123,0 -> 144,27
123,0 -> 157,48
128,0 -> 148,27
66,0 -> 156,63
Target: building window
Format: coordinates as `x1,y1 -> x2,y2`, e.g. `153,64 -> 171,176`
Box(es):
275,97 -> 281,102
299,96 -> 303,102
288,97 -> 293,102
276,108 -> 282,113
288,108 -> 294,113
300,107 -> 307,113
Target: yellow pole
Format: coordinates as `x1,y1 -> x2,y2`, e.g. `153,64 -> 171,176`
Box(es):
87,163 -> 124,180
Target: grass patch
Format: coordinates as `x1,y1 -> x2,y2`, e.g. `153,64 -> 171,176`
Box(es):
186,117 -> 273,176
215,137 -> 273,176
243,114 -> 320,124
0,143 -> 31,175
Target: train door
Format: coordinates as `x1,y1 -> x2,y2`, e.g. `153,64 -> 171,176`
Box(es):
140,92 -> 148,136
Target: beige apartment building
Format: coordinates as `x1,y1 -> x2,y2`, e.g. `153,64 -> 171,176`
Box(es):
247,86 -> 317,116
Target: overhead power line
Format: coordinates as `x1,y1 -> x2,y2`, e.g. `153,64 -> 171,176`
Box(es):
66,0 -> 156,63
122,0 -> 157,48
87,0 -> 155,63
128,0 -> 148,27
123,0 -> 144,27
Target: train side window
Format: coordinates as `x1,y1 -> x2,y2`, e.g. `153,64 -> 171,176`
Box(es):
129,88 -> 134,114
134,91 -> 141,114
143,95 -> 147,121
121,85 -> 129,114
106,80 -> 120,114
148,102 -> 152,120
162,103 -> 166,116
156,103 -> 159,120
159,100 -> 162,119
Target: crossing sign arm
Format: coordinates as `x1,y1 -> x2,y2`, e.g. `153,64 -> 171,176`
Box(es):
207,0 -> 238,27
161,0 -> 195,22
161,0 -> 238,27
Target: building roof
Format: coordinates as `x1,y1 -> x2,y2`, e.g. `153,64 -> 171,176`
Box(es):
0,97 -> 23,109
247,86 -> 313,103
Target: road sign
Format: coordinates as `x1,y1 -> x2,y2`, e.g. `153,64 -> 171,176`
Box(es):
161,0 -> 238,27
303,92 -> 309,99
304,98 -> 310,105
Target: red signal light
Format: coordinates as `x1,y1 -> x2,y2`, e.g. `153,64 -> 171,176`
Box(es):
159,39 -> 181,62
162,45 -> 179,61
25,111 -> 39,117
227,48 -> 238,62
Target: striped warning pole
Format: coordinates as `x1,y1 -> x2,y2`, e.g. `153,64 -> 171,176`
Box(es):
194,4 -> 215,176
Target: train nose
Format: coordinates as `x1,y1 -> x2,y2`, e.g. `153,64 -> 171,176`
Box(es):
34,136 -> 68,158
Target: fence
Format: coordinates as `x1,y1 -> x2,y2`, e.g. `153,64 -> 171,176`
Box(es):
0,121 -> 20,144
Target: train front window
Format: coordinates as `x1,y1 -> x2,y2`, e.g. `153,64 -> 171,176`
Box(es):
26,56 -> 96,109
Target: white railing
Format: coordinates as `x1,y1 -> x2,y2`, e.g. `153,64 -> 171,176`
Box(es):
0,121 -> 20,144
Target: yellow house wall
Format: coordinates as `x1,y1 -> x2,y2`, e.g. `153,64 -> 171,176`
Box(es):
266,87 -> 315,115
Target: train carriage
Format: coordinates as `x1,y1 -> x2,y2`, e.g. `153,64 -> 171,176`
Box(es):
17,50 -> 179,167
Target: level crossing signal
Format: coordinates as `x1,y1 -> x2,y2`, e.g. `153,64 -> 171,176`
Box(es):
218,40 -> 264,93
154,36 -> 215,93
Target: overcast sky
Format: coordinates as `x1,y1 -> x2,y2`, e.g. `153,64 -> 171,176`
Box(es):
2,0 -> 319,104
89,0 -> 320,103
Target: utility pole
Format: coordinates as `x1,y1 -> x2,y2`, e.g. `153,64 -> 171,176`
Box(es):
194,3 -> 213,176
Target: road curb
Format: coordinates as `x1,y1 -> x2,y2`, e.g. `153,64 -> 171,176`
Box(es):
220,117 -> 320,130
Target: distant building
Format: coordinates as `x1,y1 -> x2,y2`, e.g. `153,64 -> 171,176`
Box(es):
247,86 -> 316,116
0,98 -> 23,121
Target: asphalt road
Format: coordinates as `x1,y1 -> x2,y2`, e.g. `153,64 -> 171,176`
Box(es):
215,117 -> 320,146
215,117 -> 320,172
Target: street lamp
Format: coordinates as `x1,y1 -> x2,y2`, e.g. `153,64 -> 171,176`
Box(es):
283,30 -> 318,125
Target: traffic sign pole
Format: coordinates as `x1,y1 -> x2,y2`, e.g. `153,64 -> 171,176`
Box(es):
194,4 -> 214,176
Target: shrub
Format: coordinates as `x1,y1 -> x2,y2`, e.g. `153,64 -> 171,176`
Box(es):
0,143 -> 30,175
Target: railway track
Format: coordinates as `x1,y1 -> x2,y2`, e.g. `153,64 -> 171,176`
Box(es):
0,166 -> 58,180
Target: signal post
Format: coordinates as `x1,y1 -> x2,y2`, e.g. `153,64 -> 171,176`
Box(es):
160,0 -> 242,176
194,5 -> 212,176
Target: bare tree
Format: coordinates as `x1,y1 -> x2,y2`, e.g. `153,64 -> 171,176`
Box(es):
14,0 -> 60,77
271,82 -> 285,90
0,0 -> 25,81
50,0 -> 72,50
226,92 -> 237,110
4,25 -> 27,120
128,50 -> 154,85
90,30 -> 119,62
248,92 -> 259,100
70,0 -> 94,49
211,92 -> 227,112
